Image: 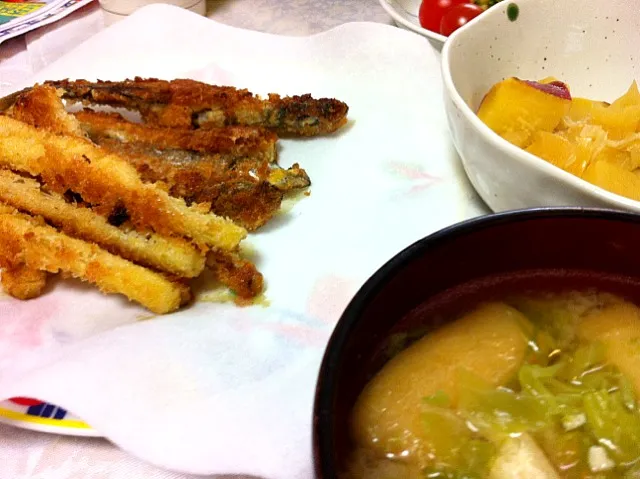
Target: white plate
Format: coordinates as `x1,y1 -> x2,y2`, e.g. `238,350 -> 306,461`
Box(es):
0,5 -> 486,476
378,0 -> 447,49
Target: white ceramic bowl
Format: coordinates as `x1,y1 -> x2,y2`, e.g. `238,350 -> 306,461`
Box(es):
378,0 -> 446,50
442,0 -> 640,213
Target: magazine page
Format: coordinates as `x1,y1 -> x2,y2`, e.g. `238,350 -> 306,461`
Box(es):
0,0 -> 94,44
1,0 -> 51,26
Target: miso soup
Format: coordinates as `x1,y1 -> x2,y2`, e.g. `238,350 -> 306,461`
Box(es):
348,291 -> 640,478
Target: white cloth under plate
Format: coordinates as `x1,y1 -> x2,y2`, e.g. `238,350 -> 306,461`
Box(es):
0,4 -> 489,478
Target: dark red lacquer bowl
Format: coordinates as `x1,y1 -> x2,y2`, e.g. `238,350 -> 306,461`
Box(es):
313,208 -> 640,478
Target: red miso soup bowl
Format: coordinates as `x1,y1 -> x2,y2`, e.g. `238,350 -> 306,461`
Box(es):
313,207 -> 640,478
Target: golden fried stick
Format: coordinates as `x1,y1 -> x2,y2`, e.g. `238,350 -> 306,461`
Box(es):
0,263 -> 48,300
0,203 -> 190,314
48,78 -> 349,136
0,172 -> 263,298
75,110 -> 278,162
0,115 -> 246,250
0,170 -> 205,277
7,84 -> 85,137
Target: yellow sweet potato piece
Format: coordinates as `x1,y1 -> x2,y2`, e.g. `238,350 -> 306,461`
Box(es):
555,125 -> 608,176
591,105 -> 640,140
575,82 -> 640,139
595,146 -> 638,171
565,82 -> 640,133
611,81 -> 640,110
526,131 -> 585,176
477,78 -> 572,148
567,98 -> 610,123
578,302 -> 640,395
582,160 -> 640,201
351,302 -> 530,463
631,146 -> 640,169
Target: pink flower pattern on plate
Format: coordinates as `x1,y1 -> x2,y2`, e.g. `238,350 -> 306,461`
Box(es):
387,161 -> 442,196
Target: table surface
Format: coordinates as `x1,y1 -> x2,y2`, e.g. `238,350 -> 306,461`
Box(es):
0,1 -> 396,478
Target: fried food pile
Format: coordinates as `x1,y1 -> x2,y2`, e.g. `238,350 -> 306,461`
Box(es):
0,78 -> 349,314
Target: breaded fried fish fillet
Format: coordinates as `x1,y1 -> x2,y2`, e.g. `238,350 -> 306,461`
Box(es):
48,77 -> 349,136
74,110 -> 310,230
76,110 -> 310,191
207,251 -> 264,300
6,88 -> 307,231
96,140 -> 286,230
94,137 -> 285,230
75,110 -> 278,162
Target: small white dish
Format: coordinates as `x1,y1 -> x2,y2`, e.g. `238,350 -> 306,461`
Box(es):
442,0 -> 640,213
378,0 -> 446,50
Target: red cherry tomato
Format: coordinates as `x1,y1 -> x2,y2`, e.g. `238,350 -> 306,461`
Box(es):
439,3 -> 484,36
418,0 -> 471,34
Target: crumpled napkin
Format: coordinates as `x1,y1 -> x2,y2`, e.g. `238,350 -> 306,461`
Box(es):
0,5 -> 487,478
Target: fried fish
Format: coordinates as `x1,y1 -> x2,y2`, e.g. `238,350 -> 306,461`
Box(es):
0,114 -> 246,250
48,77 -> 349,136
0,76 -> 349,312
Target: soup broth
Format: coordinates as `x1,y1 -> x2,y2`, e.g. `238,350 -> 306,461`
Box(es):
348,291 -> 640,478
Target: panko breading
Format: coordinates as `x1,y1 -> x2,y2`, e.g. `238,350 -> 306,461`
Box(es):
267,163 -> 312,191
48,78 -> 350,136
0,115 -> 246,250
0,77 -> 349,313
75,110 -> 311,193
0,170 -> 205,277
0,264 -> 48,300
7,84 -> 85,137
88,136 -> 286,231
0,204 -> 190,314
207,251 -> 264,300
9,88 -> 308,231
2,86 -> 268,300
